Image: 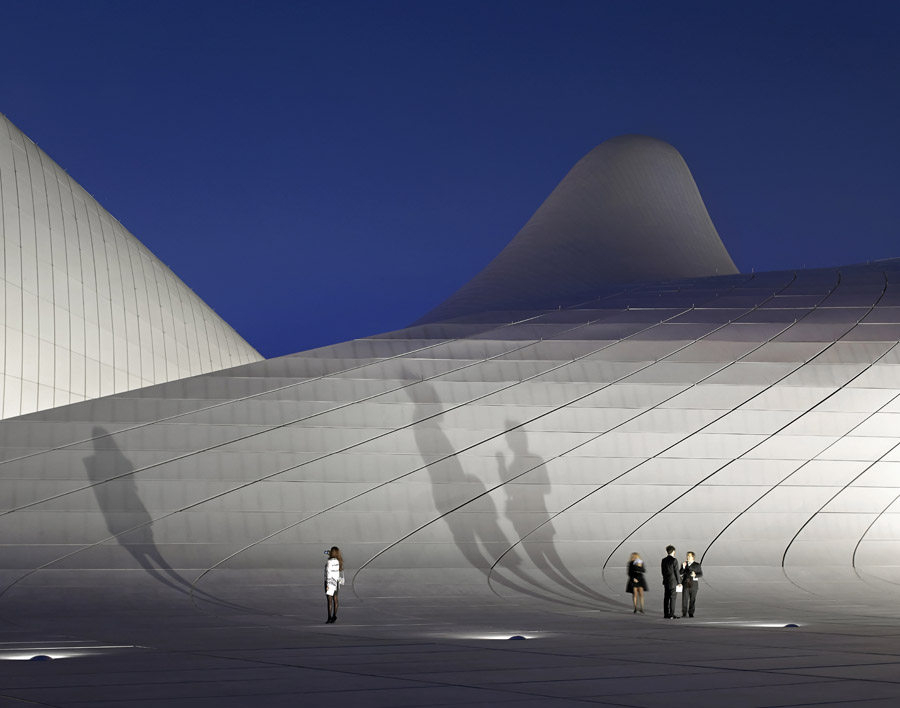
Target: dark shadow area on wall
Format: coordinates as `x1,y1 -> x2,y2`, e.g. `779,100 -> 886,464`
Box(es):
405,380 -> 595,606
82,428 -> 281,615
83,427 -> 198,597
497,424 -> 610,604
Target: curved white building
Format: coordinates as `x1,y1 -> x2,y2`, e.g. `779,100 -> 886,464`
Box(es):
1,131 -> 898,632
419,135 -> 738,323
0,113 -> 262,420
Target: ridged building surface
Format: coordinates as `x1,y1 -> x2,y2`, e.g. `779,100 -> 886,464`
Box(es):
1,135 -> 900,626
0,113 -> 262,420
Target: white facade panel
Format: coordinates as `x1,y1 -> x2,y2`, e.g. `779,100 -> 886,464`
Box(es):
0,113 -> 262,419
6,129 -> 900,623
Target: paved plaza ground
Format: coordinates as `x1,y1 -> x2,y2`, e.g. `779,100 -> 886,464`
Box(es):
3,584 -> 900,708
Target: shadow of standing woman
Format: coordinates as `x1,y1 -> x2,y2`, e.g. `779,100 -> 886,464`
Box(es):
82,426 -> 196,596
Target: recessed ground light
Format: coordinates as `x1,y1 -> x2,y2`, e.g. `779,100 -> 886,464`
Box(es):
0,644 -> 140,661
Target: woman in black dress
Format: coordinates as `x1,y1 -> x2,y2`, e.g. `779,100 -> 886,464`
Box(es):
626,552 -> 648,613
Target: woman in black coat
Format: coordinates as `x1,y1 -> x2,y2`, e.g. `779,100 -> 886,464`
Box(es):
626,552 -> 648,613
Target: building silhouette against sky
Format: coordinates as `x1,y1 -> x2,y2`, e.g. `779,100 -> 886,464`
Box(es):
1,114 -> 899,621
0,113 -> 261,420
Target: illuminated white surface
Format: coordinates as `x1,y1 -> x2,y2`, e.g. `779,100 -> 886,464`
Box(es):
1,133 -> 900,706
0,643 -> 138,660
0,113 -> 261,419
2,261 -> 900,618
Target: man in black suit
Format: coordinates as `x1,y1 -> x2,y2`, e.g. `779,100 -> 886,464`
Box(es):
681,551 -> 702,617
661,545 -> 680,619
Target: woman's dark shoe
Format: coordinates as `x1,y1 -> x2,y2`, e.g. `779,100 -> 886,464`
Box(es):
326,615 -> 335,624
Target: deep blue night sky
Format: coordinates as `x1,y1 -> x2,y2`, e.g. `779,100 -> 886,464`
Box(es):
2,1 -> 899,358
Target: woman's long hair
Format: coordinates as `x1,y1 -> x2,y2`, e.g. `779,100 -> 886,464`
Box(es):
329,546 -> 344,571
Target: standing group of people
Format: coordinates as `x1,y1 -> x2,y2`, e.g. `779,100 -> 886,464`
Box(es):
324,544 -> 702,623
628,545 -> 702,618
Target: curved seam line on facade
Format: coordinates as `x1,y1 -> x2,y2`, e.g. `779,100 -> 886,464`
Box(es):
340,279 -> 762,601
0,302 -> 637,602
483,270 -> 895,596
480,271 -> 822,596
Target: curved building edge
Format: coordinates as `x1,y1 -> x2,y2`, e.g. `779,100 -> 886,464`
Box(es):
418,134 -> 738,324
0,112 -> 262,420
0,259 -> 899,619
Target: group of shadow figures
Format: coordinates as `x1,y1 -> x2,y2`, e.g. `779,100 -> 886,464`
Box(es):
405,381 -> 618,609
80,379 -> 695,615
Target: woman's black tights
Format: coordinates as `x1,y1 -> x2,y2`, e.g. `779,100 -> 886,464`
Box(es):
327,593 -> 339,622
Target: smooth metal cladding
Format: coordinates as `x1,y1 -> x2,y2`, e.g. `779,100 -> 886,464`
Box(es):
0,113 -> 262,420
1,132 -> 898,617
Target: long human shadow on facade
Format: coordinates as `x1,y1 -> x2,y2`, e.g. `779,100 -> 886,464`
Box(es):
404,382 -> 538,597
81,427 -> 256,615
497,424 -> 610,603
82,430 -> 303,617
83,427 -> 199,597
405,381 -> 587,605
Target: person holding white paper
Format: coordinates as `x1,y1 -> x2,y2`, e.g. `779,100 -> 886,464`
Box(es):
680,551 -> 703,617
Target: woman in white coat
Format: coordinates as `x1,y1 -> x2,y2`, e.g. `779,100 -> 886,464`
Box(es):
324,546 -> 344,623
